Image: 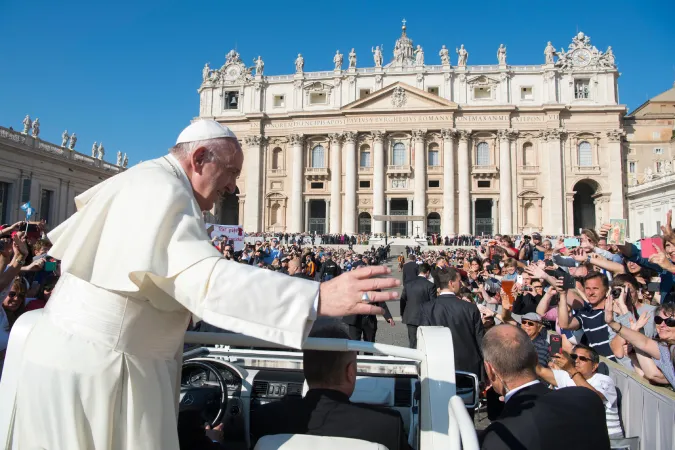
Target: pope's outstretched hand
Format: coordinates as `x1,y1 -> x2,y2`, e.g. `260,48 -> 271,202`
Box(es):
318,265 -> 399,316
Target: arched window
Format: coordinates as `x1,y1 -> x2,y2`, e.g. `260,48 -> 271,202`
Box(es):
524,202 -> 535,226
272,147 -> 282,170
270,203 -> 280,225
311,145 -> 325,168
360,144 -> 371,168
578,141 -> 592,167
428,143 -> 440,166
392,142 -> 406,166
476,142 -> 489,166
522,143 -> 534,167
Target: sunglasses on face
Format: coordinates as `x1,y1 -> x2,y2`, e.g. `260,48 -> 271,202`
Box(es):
570,354 -> 593,363
654,316 -> 675,327
521,320 -> 540,327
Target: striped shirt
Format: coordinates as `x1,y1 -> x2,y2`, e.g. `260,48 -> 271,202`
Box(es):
576,307 -> 616,361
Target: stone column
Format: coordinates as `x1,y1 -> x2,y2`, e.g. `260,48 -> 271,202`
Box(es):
472,198 -> 477,235
441,129 -> 457,237
387,197 -> 392,236
329,133 -> 342,234
243,135 -> 264,232
545,129 -> 565,234
492,199 -> 499,236
497,129 -> 514,235
325,199 -> 330,233
412,129 -> 427,236
304,198 -> 310,232
407,197 -> 413,237
457,130 -> 472,234
565,193 -> 575,235
372,131 -> 386,234
290,134 -> 304,232
607,130 -> 626,219
343,132 -> 357,234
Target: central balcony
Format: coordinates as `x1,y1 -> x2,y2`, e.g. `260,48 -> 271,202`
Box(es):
387,165 -> 412,175
305,167 -> 330,180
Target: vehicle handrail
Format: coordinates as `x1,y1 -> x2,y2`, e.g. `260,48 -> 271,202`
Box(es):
449,395 -> 479,450
184,332 -> 425,362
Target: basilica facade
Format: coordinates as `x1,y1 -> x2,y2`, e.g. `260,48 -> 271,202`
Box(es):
198,23 -> 626,236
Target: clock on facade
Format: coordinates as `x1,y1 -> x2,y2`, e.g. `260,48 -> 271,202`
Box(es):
571,48 -> 592,67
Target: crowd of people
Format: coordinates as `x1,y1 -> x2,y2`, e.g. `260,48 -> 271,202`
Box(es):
5,206 -> 675,447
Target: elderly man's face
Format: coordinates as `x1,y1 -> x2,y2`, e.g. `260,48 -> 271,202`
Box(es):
190,139 -> 243,211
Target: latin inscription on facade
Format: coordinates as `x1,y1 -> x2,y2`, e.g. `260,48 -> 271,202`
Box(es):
262,114 -> 453,130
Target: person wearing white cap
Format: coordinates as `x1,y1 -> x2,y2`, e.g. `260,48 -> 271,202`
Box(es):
0,120 -> 399,450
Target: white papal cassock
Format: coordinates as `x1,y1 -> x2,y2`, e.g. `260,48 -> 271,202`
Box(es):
2,154 -> 319,449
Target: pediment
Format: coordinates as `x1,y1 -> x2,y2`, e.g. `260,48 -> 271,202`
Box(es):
467,75 -> 500,87
342,82 -> 457,111
303,81 -> 334,91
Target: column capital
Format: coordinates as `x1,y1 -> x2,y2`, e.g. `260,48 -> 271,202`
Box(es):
342,131 -> 357,143
457,129 -> 473,141
543,128 -> 567,142
497,129 -> 518,141
441,128 -> 458,140
371,130 -> 387,142
412,129 -> 427,142
329,133 -> 343,145
289,134 -> 305,146
243,135 -> 266,146
606,129 -> 625,142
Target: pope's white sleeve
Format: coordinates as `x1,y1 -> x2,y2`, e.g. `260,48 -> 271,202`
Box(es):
152,257 -> 320,349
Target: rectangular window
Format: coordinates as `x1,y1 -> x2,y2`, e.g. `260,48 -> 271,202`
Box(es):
574,79 -> 590,99
359,89 -> 371,99
474,87 -> 491,99
0,182 -> 9,224
360,151 -> 371,167
477,180 -> 491,188
427,87 -> 439,96
223,91 -> 239,110
359,180 -> 371,189
640,223 -> 644,239
309,92 -> 327,105
428,150 -> 440,166
628,161 -> 636,173
428,180 -> 440,188
273,95 -> 285,107
520,87 -> 533,100
654,148 -> 664,155
40,189 -> 53,224
652,131 -> 661,140
21,178 -> 31,204
310,182 -> 324,189
657,221 -> 662,235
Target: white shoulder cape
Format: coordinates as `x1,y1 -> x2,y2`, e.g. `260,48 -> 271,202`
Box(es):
48,155 -> 220,292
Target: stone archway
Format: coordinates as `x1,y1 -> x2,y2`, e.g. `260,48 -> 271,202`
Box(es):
427,212 -> 441,234
358,212 -> 372,234
572,180 -> 598,233
218,186 -> 240,225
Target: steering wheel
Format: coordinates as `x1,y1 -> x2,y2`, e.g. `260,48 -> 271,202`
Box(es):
180,360 -> 228,427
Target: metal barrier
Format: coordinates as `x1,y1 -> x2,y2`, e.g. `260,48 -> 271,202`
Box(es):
604,357 -> 675,450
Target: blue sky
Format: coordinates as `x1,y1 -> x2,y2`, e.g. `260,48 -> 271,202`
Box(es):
1,0 -> 673,165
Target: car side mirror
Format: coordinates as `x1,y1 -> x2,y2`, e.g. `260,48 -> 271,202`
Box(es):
455,371 -> 479,409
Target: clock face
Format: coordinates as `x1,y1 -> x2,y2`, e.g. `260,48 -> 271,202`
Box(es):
225,66 -> 241,81
572,49 -> 592,67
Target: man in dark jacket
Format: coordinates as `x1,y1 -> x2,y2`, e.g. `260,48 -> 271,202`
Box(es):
420,267 -> 484,378
400,263 -> 436,348
479,325 -> 610,450
251,324 -> 410,450
318,253 -> 341,281
401,254 -> 419,285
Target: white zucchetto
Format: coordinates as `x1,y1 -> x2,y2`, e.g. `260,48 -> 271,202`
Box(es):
176,120 -> 237,144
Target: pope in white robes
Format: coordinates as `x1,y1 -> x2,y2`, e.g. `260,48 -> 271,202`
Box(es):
0,120 -> 398,449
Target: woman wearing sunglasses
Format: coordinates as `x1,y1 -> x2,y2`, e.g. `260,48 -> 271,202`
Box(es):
0,277 -> 27,371
605,299 -> 675,389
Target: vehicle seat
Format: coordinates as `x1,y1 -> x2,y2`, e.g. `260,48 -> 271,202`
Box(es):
254,434 -> 388,450
302,377 -> 394,405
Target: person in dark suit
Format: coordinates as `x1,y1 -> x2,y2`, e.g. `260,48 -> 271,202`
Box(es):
400,263 -> 436,348
420,267 -> 485,378
251,323 -> 411,450
401,254 -> 419,285
343,265 -> 395,343
479,325 -> 611,450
